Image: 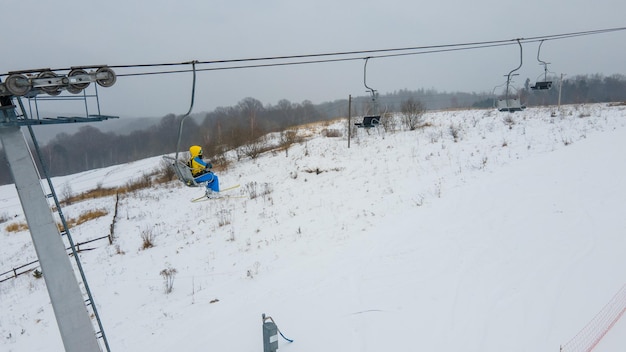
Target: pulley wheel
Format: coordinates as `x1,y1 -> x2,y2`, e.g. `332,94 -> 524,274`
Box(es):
66,85 -> 83,94
47,88 -> 62,96
95,66 -> 116,87
68,68 -> 90,90
38,71 -> 61,95
5,74 -> 31,96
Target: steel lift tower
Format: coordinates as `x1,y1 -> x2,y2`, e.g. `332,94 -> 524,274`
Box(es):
0,66 -> 117,352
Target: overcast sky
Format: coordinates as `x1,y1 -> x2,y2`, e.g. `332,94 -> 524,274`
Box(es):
3,0 -> 625,118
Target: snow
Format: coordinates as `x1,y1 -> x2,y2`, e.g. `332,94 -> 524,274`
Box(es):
1,103 -> 626,352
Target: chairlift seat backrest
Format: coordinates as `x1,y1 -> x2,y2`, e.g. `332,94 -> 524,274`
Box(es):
163,156 -> 200,187
355,115 -> 381,128
531,81 -> 553,90
496,98 -> 525,112
174,162 -> 199,187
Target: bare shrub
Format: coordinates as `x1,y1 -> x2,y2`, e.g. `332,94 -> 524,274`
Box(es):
0,212 -> 10,224
239,136 -> 271,160
157,159 -> 176,183
401,98 -> 426,130
160,266 -> 178,294
141,227 -> 155,249
380,111 -> 396,132
125,173 -> 153,193
321,129 -> 342,137
278,129 -> 301,156
245,182 -> 272,200
245,182 -> 259,199
260,183 -> 272,196
217,208 -> 232,227
449,124 -> 461,142
503,115 -> 515,129
60,182 -> 74,205
207,147 -> 231,171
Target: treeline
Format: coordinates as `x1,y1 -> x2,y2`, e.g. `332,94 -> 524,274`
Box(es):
1,73 -> 625,185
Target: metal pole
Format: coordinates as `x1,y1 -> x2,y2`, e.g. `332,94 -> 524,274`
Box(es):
0,99 -> 101,352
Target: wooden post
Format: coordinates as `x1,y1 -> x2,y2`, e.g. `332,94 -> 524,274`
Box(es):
558,73 -> 566,113
348,95 -> 352,148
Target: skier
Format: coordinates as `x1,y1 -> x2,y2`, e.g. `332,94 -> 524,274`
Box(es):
187,145 -> 220,196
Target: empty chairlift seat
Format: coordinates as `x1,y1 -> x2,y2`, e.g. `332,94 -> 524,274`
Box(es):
496,98 -> 526,112
531,81 -> 553,90
355,115 -> 381,128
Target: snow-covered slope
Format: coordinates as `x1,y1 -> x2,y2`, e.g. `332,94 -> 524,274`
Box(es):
1,103 -> 625,352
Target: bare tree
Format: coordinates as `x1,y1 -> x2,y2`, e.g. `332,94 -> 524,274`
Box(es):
238,97 -> 264,138
276,99 -> 294,126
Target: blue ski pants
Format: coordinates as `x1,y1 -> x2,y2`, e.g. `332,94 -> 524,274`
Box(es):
194,172 -> 220,192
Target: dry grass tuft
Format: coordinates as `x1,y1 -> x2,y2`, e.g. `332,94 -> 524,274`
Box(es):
5,222 -> 29,233
5,209 -> 109,233
58,208 -> 109,232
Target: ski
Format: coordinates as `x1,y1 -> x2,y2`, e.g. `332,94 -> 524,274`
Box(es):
191,193 -> 247,202
220,184 -> 241,192
191,184 -> 242,202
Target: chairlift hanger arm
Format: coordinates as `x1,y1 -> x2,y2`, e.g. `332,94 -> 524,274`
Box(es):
536,40 -> 552,82
505,39 -> 523,98
363,57 -> 377,97
506,39 -> 523,81
174,61 -> 198,161
536,40 -> 550,67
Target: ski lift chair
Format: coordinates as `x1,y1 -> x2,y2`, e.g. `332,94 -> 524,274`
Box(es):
355,115 -> 381,128
163,155 -> 202,187
163,60 -> 204,188
530,40 -> 553,91
496,98 -> 526,112
495,81 -> 526,112
530,81 -> 553,90
356,57 -> 383,128
496,39 -> 526,112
